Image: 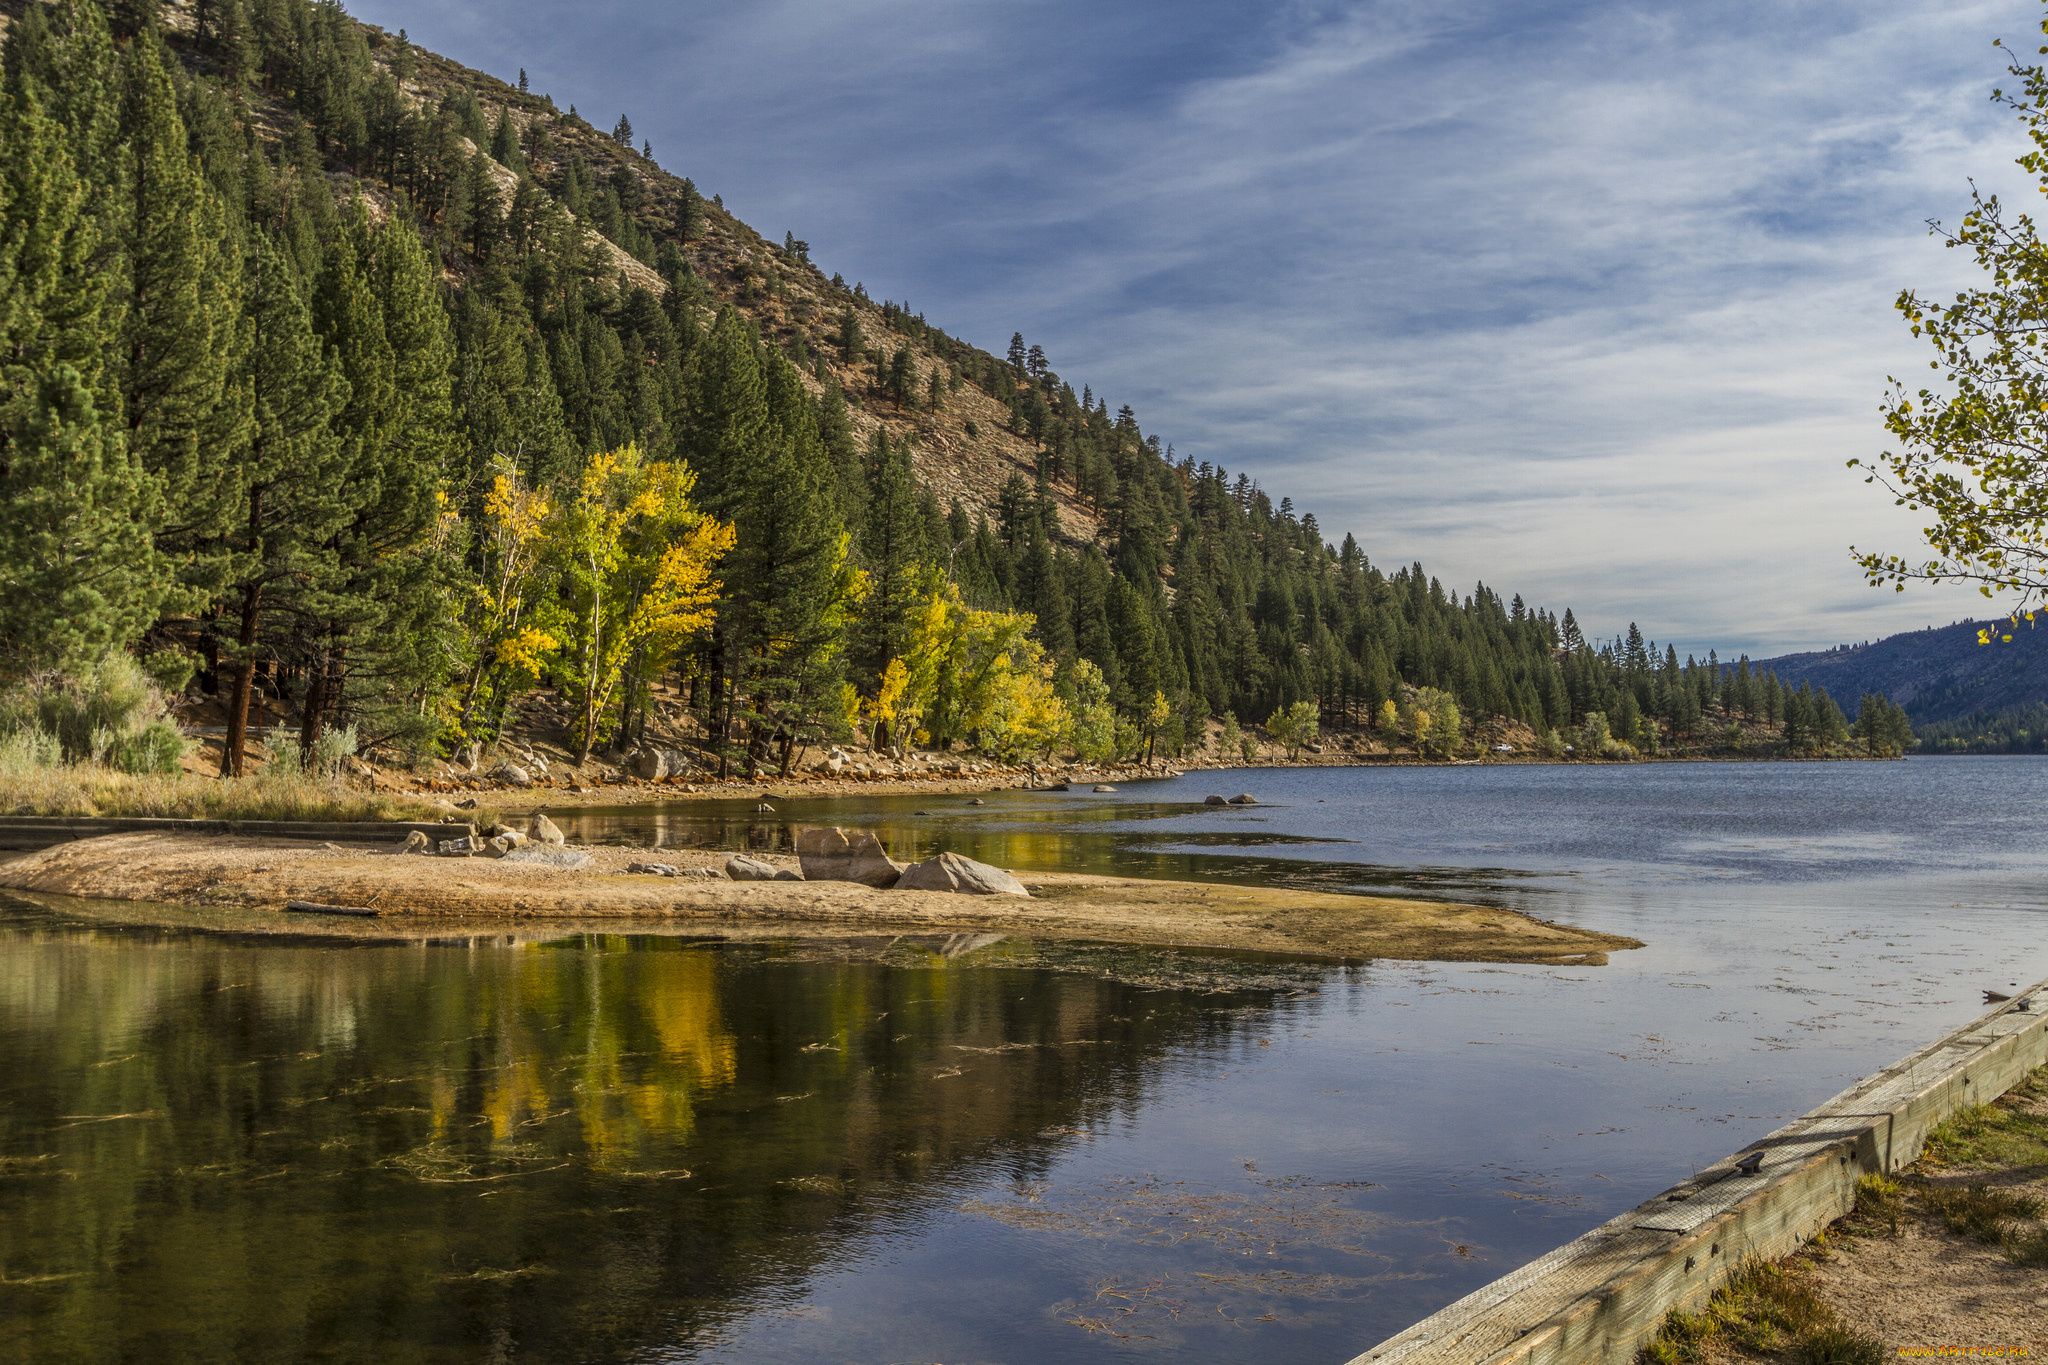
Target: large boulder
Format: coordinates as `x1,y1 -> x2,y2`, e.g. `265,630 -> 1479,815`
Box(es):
1204,794 -> 1228,807
625,747 -> 695,781
531,813 -> 566,846
896,851 -> 1030,897
490,763 -> 532,787
794,827 -> 905,888
1227,793 -> 1260,805
725,855 -> 781,881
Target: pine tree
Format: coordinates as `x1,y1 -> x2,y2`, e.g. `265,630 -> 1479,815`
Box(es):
0,58 -> 167,675
119,31 -> 251,611
217,235 -> 349,775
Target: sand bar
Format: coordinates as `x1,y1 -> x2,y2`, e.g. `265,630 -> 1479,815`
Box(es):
0,833 -> 1638,964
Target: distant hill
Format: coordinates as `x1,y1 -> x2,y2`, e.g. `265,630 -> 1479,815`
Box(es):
1753,620 -> 2048,731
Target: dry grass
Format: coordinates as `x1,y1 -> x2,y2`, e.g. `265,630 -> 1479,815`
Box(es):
0,765 -> 454,822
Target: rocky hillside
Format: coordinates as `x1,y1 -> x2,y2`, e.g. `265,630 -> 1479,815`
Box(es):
243,0 -> 1107,544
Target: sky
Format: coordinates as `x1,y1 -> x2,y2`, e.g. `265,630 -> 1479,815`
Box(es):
352,0 -> 2041,658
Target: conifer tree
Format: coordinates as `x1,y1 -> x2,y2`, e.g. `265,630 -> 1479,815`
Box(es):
0,57 -> 167,674
216,235 -> 349,775
119,31 -> 251,608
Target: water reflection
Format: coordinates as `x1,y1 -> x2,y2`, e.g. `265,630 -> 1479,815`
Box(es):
551,790 -> 1539,900
0,907 -> 1342,1364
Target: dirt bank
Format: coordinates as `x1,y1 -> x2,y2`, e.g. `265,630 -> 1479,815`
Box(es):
0,833 -> 1638,964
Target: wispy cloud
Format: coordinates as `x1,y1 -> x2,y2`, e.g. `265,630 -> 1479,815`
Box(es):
356,0 -> 2036,655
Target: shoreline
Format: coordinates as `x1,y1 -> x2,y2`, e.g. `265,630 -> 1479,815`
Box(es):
375,750 -> 1914,812
0,832 -> 1640,965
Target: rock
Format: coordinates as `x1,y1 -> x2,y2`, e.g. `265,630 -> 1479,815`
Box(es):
395,830 -> 432,854
1093,784 -> 1117,793
487,834 -> 526,857
1204,794 -> 1228,807
454,797 -> 478,810
794,827 -> 906,888
625,747 -> 695,781
1043,782 -> 1070,792
725,855 -> 781,881
679,866 -> 727,879
532,813 -> 566,846
913,810 -> 932,816
1227,793 -> 1260,805
895,851 -> 1030,897
966,798 -> 986,806
438,835 -> 481,856
753,802 -> 776,813
773,870 -> 803,881
628,862 -> 680,876
491,763 -> 533,787
501,846 -> 594,870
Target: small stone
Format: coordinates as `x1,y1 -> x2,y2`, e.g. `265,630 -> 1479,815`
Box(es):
896,851 -> 1030,897
1227,793 -> 1260,805
1204,794 -> 1228,807
725,855 -> 780,881
1093,784 -> 1117,793
532,813 -> 566,846
454,797 -> 478,810
966,798 -> 986,806
628,862 -> 680,876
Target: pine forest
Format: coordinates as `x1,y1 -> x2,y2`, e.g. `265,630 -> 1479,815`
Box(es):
0,0 -> 1914,791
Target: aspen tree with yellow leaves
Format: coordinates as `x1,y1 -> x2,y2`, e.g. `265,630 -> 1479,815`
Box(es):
548,446 -> 734,763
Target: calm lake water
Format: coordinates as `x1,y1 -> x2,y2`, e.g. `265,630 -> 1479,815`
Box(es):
5,757 -> 2047,1363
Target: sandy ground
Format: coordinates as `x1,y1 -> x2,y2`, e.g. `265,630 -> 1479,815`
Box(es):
1795,1079 -> 2048,1355
1694,1068 -> 2048,1361
0,833 -> 1638,964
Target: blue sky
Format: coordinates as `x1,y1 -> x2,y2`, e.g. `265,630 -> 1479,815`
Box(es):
354,0 -> 2037,657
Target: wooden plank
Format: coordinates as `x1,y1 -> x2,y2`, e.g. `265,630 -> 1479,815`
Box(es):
1347,979 -> 2048,1365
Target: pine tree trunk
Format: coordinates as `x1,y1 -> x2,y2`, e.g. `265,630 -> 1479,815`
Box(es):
300,658 -> 328,765
220,581 -> 263,778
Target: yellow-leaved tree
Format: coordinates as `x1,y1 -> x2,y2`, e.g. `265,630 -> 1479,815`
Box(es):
549,446 -> 735,763
454,464 -> 561,743
856,582 -> 1069,760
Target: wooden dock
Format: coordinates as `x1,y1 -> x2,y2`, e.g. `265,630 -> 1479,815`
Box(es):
1347,976 -> 2048,1365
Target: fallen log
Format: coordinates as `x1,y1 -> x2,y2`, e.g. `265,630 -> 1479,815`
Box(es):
284,900 -> 384,918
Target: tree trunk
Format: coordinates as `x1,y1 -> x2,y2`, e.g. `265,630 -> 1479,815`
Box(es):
220,581 -> 263,778
300,655 -> 329,766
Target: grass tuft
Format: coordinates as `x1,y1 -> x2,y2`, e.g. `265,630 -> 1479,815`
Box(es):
1848,1172 -> 1904,1238
1795,1324 -> 1889,1365
1920,1181 -> 2043,1245
1637,1257 -> 1878,1364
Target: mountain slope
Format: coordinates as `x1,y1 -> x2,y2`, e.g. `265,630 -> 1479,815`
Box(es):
1753,620 -> 2048,728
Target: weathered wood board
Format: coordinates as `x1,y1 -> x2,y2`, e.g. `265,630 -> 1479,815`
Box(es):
1346,979 -> 2048,1365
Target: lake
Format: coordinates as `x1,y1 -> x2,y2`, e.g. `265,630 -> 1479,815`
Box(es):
4,756 -> 2046,1363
